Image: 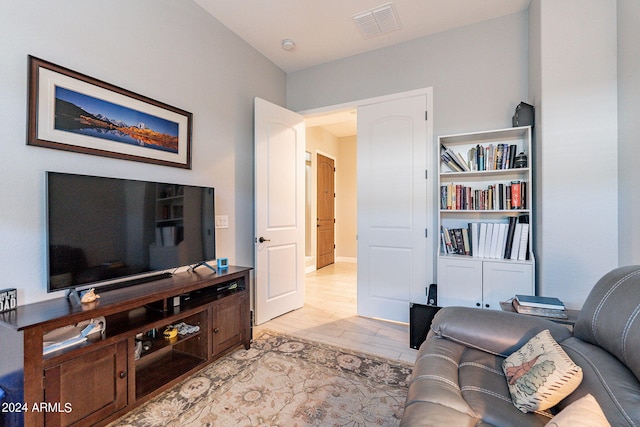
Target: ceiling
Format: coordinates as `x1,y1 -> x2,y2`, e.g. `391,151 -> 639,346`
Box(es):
193,0 -> 530,137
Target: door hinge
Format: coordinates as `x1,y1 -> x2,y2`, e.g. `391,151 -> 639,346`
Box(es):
425,111 -> 428,121
425,228 -> 428,238
425,169 -> 428,179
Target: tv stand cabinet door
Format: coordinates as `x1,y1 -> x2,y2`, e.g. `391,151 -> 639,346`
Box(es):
212,292 -> 248,356
44,340 -> 128,427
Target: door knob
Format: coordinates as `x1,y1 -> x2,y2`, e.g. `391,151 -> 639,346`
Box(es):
258,237 -> 270,243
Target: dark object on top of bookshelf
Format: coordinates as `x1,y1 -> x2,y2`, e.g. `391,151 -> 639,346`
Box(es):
512,102 -> 534,128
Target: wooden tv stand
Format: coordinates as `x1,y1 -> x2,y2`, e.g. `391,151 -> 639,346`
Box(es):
0,266 -> 252,427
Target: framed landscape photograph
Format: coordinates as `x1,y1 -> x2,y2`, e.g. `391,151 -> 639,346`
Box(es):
28,56 -> 192,169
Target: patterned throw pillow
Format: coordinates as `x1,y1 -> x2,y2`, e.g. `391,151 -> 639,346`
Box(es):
502,329 -> 583,412
545,394 -> 611,427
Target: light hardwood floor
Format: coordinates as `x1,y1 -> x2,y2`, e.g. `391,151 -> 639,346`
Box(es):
254,262 -> 418,364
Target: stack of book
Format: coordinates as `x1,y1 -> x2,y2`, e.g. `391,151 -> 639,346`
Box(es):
440,181 -> 526,211
512,294 -> 568,319
440,143 -> 521,172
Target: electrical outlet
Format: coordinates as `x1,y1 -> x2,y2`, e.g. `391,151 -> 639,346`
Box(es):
215,215 -> 229,229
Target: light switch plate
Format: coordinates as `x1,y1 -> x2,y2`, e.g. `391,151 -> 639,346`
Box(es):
215,215 -> 229,229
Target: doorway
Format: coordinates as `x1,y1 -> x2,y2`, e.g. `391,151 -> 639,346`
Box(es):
254,89 -> 433,325
304,109 -> 358,274
302,88 -> 433,323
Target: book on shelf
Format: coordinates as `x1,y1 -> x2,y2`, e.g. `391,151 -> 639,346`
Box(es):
440,181 -> 527,211
440,214 -> 530,261
440,143 -> 523,172
511,181 -> 522,209
440,143 -> 469,172
512,299 -> 568,319
515,294 -> 565,310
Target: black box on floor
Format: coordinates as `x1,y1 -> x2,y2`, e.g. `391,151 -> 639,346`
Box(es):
409,303 -> 441,349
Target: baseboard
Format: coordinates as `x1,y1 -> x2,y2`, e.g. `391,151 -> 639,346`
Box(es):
335,257 -> 357,263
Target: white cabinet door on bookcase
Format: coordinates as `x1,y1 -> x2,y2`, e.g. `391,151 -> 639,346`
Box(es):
482,261 -> 533,309
438,257 -> 483,308
437,126 -> 535,309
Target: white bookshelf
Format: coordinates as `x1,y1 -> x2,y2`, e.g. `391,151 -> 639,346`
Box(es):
437,126 -> 534,309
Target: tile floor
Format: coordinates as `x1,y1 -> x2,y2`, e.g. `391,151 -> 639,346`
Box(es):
254,262 -> 418,364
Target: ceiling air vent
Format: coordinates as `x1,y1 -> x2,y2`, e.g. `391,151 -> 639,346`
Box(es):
352,3 -> 401,39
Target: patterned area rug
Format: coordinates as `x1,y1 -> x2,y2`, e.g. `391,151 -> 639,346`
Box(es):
110,330 -> 412,426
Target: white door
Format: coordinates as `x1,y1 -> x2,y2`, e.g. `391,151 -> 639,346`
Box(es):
254,97 -> 305,325
357,94 -> 433,323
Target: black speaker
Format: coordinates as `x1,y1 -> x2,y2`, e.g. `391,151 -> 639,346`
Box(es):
427,283 -> 437,306
512,102 -> 535,128
409,303 -> 441,349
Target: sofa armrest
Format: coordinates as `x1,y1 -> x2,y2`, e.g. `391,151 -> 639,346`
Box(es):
430,307 -> 573,357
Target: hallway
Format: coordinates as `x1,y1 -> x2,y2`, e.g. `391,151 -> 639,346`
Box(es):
255,263 -> 418,364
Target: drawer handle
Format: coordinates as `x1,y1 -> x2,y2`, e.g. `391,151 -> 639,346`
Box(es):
214,328 -> 220,334
119,371 -> 127,379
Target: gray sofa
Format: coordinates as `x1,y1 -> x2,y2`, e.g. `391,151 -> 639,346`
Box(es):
402,265 -> 640,426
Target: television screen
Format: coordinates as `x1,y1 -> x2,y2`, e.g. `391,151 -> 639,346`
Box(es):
46,172 -> 216,293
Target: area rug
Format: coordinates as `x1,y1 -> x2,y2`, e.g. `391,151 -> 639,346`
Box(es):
110,330 -> 412,426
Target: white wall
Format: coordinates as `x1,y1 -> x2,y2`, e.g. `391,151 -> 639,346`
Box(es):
618,0 -> 640,265
336,136 -> 358,261
0,0 -> 286,304
529,0 -> 618,308
287,12 -> 529,139
288,6 -> 632,309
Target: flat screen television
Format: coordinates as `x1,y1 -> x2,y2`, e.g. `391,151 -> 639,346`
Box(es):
46,172 -> 216,295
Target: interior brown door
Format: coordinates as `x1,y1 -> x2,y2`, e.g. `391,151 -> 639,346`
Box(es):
317,154 -> 335,269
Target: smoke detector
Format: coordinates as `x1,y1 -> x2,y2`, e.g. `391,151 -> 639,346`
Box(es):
352,3 -> 401,39
281,39 -> 296,51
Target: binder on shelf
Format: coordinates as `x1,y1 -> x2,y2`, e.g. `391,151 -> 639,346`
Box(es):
503,216 -> 518,258
515,294 -> 565,310
483,224 -> 494,258
470,222 -> 479,257
510,223 -> 522,260
477,223 -> 487,258
489,225 -> 501,258
517,224 -> 530,260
